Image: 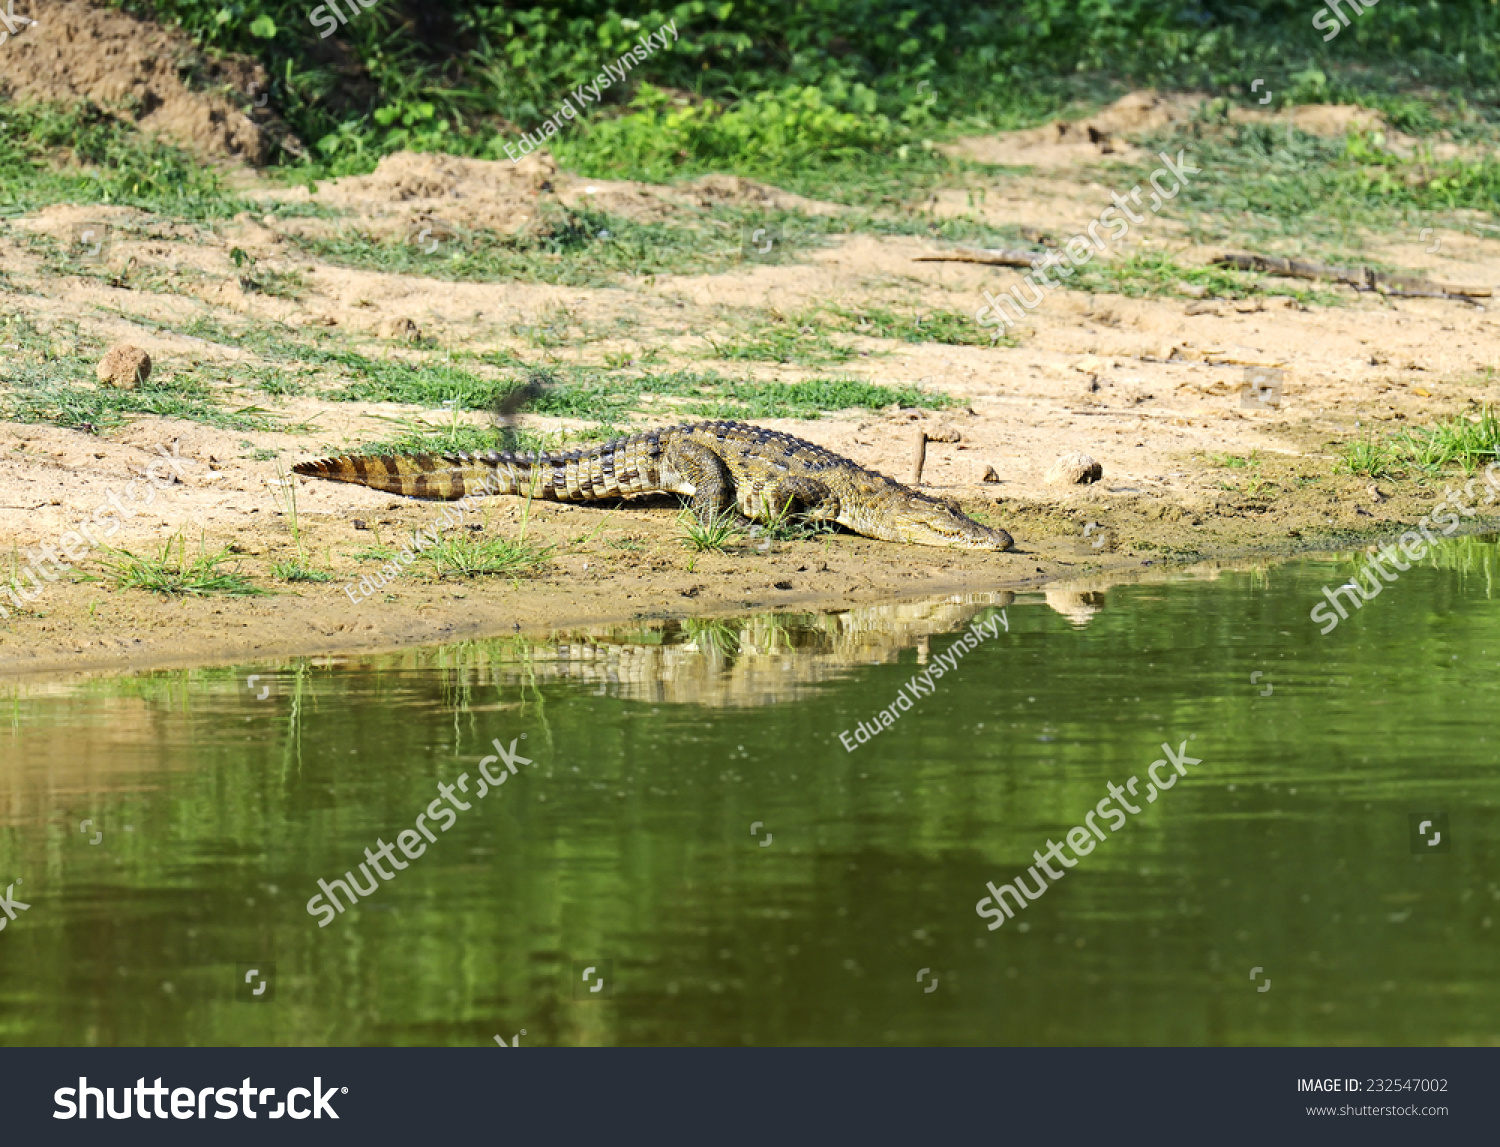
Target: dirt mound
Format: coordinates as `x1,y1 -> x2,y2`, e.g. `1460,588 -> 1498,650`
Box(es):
310,150 -> 561,238
0,0 -> 292,164
944,90 -> 1389,170
305,150 -> 846,237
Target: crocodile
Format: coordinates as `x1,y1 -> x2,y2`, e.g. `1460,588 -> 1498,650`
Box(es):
293,420 -> 1013,551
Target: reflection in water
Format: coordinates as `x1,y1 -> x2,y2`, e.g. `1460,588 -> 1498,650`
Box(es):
1,538 -> 1499,1046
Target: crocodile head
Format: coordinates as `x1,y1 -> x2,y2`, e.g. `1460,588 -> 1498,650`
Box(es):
880,491 -> 1014,552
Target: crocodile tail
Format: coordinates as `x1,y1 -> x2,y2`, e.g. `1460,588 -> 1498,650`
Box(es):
291,452 -> 539,501
296,431 -> 672,502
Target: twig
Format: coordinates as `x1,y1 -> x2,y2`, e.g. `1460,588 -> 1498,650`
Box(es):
913,247 -> 1048,268
1213,253 -> 1491,300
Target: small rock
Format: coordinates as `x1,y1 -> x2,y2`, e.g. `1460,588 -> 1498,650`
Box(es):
925,424 -> 961,443
1072,354 -> 1104,375
379,316 -> 422,340
981,465 -> 1000,483
96,345 -> 151,390
1367,485 -> 1387,503
1184,301 -> 1221,316
1045,452 -> 1103,486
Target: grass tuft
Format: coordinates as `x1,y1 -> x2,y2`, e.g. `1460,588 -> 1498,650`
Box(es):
679,509 -> 743,553
413,532 -> 553,578
93,534 -> 265,597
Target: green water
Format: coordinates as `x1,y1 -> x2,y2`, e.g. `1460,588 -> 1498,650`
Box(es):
2,538 -> 1499,1046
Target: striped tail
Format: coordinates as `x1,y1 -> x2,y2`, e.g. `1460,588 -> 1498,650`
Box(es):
293,433 -> 669,503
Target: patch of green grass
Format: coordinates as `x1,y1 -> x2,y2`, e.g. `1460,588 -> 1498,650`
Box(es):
347,415 -> 623,459
349,544 -> 397,563
679,509 -> 742,553
822,304 -> 1005,347
682,375 -> 952,420
92,534 -> 265,597
326,355 -> 509,409
1141,119 -> 1500,258
292,205 -> 764,287
750,499 -> 836,543
2,367 -> 274,433
271,560 -> 333,582
1064,248 -> 1339,305
1336,436 -> 1400,479
703,315 -> 860,367
1393,407 -> 1500,473
1207,452 -> 1258,469
0,101 -> 250,220
1337,408 -> 1500,479
414,531 -> 553,579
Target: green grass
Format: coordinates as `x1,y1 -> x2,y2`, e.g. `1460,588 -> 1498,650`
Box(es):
679,509 -> 742,553
822,303 -> 1009,348
1338,408 -> 1500,479
413,531 -> 553,579
703,314 -> 861,367
291,204 -> 779,287
1142,118 -> 1500,257
271,560 -> 334,582
0,101 -> 247,220
680,375 -> 951,419
92,535 -> 265,597
348,418 -> 622,458
1336,436 -> 1399,479
1207,452 -> 1259,469
750,498 -> 836,543
337,363 -> 954,437
1,367 -> 276,433
1394,407 -> 1500,473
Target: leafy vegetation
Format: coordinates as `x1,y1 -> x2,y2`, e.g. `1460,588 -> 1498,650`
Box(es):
1339,408 -> 1500,478
112,0 -> 1500,189
92,534 -> 266,597
413,530 -> 554,578
678,508 -> 742,552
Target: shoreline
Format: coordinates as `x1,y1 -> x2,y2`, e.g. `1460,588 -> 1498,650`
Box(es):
2,516 -> 1492,685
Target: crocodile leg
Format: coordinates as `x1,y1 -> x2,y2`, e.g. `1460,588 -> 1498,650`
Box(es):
761,476 -> 840,523
666,439 -> 740,525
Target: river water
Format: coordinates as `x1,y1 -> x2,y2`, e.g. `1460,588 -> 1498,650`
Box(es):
2,538 -> 1497,1045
